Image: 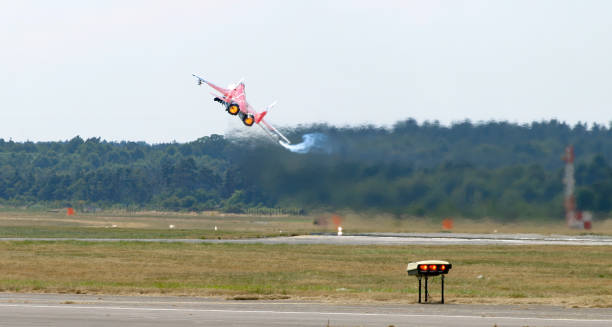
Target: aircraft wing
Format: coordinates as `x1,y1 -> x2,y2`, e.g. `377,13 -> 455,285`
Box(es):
192,74 -> 230,95
258,118 -> 290,144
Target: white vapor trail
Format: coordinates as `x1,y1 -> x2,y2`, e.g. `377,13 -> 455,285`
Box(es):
280,133 -> 329,154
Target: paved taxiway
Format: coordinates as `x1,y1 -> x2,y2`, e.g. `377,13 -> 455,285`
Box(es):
1,232 -> 612,245
0,293 -> 610,327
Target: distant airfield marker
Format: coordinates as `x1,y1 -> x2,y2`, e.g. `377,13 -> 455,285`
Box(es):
407,260 -> 452,304
337,226 -> 343,236
441,218 -> 453,231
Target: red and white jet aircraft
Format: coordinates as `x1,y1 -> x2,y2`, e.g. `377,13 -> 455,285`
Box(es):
193,74 -> 290,144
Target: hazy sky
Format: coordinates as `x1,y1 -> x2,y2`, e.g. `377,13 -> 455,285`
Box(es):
2,0 -> 611,142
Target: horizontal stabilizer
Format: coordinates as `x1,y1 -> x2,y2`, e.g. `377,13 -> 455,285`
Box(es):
255,111 -> 267,124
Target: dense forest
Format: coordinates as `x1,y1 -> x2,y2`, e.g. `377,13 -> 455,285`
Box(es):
1,119 -> 612,220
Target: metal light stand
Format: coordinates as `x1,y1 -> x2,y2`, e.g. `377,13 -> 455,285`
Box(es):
417,275 -> 444,304
441,275 -> 444,304
418,276 -> 422,303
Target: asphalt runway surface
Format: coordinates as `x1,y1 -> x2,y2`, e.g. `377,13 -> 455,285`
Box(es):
0,293 -> 610,327
2,232 -> 612,245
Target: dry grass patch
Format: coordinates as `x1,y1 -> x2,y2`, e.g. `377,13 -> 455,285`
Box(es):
0,241 -> 610,307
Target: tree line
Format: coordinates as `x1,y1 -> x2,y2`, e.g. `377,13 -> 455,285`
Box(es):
1,119 -> 611,219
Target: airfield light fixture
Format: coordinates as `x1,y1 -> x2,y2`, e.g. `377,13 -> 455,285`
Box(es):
407,260 -> 452,304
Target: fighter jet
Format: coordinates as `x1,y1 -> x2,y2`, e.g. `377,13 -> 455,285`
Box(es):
192,74 -> 290,144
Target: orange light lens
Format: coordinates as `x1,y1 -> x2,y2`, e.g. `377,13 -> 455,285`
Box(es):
440,265 -> 446,271
419,265 -> 428,271
429,265 -> 437,271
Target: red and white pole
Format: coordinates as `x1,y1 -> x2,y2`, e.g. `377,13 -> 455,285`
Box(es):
562,146 -> 575,227
562,146 -> 592,229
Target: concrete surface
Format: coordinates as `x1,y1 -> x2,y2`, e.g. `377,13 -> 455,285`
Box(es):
0,293 -> 610,327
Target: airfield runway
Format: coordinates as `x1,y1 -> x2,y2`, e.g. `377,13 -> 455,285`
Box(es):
0,293 -> 610,327
1,232 -> 612,245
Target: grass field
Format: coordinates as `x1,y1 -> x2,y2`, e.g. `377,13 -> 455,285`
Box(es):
0,209 -> 610,308
1,209 -> 612,238
0,210 -> 314,239
0,241 -> 610,308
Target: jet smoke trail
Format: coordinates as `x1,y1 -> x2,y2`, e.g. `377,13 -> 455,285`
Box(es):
280,133 -> 329,154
